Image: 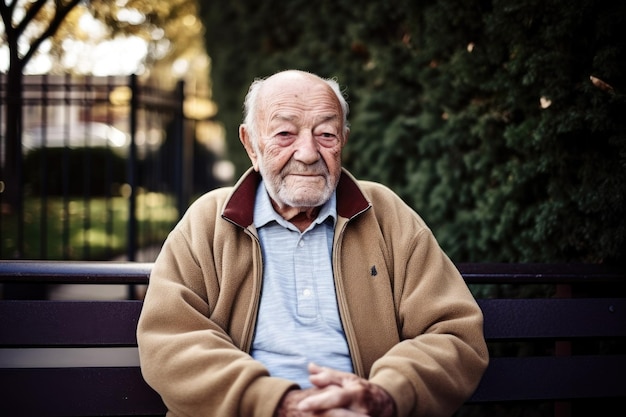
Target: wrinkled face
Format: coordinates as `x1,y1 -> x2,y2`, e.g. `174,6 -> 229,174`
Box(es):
241,73 -> 347,210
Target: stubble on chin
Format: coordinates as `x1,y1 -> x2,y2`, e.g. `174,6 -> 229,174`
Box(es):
267,159 -> 336,208
276,175 -> 333,208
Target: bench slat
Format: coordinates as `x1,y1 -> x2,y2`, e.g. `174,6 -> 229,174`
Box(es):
0,260 -> 626,285
478,298 -> 626,339
0,300 -> 142,346
458,262 -> 626,284
470,355 -> 626,402
1,355 -> 623,416
1,261 -> 623,284
0,261 -> 151,284
0,367 -> 166,416
2,298 -> 624,347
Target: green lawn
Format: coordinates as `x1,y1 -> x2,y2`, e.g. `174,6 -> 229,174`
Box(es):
1,192 -> 178,260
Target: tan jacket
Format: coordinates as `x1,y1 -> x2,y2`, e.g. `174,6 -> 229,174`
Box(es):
137,168 -> 488,417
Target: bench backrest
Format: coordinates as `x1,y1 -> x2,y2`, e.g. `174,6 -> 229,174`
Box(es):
1,261 -> 625,416
0,262 -> 163,416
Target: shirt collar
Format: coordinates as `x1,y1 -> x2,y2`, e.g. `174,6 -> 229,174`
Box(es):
253,180 -> 337,230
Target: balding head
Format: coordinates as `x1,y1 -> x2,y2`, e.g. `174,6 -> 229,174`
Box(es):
242,70 -> 350,143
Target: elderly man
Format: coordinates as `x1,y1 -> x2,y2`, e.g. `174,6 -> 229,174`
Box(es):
137,70 -> 488,417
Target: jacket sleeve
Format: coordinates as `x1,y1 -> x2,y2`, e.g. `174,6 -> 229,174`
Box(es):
364,189 -> 489,417
136,215 -> 296,417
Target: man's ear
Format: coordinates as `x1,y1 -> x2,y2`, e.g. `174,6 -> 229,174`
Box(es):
239,124 -> 259,171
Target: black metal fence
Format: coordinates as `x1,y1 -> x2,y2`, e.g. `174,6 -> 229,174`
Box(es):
0,74 -> 217,261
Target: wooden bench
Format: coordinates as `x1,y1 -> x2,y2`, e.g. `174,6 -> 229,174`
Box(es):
1,261 -> 624,416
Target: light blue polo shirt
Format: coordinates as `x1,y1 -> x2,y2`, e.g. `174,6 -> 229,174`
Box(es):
250,181 -> 353,387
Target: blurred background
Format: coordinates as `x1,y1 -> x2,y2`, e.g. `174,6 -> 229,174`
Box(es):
1,0 -> 625,266
1,3 -> 625,416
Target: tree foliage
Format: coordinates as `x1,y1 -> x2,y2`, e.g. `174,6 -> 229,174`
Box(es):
1,0 -> 204,76
199,0 -> 626,264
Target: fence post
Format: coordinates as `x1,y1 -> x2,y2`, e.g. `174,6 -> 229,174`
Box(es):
127,75 -> 139,263
174,80 -> 187,219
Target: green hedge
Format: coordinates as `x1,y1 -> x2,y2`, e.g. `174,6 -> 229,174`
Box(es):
23,147 -> 127,197
199,0 -> 626,263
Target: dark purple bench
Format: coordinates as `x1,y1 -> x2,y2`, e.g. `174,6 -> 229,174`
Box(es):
1,261 -> 624,416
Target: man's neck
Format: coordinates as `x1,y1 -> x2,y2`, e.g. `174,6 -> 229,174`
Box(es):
271,201 -> 320,232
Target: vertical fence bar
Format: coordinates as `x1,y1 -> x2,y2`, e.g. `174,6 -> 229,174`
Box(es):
104,77 -> 115,260
82,76 -> 92,260
39,74 -> 49,259
127,75 -> 138,263
15,74 -> 24,259
0,75 -> 4,259
62,74 -> 71,259
126,75 -> 139,299
174,80 -> 186,219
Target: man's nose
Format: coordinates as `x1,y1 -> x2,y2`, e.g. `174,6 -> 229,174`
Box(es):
294,132 -> 320,164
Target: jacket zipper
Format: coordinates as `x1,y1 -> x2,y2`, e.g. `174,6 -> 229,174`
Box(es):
241,226 -> 262,353
333,217 -> 365,377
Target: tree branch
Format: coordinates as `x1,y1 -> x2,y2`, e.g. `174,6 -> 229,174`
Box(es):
14,0 -> 48,35
20,0 -> 82,65
0,0 -> 18,18
0,0 -> 16,36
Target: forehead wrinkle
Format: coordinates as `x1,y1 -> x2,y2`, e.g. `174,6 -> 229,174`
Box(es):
263,81 -> 339,107
270,113 -> 298,123
270,113 -> 338,124
257,79 -> 343,132
316,114 -> 339,124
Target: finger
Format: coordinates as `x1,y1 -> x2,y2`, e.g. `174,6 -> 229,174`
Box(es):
308,364 -> 356,388
308,363 -> 340,388
297,385 -> 348,412
319,409 -> 369,417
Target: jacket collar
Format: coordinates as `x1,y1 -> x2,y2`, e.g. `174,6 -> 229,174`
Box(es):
222,167 -> 370,228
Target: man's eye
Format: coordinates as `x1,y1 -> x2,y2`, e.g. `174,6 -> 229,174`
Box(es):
273,132 -> 296,145
316,132 -> 338,146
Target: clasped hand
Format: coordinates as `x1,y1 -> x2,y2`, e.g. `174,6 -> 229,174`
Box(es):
275,363 -> 396,417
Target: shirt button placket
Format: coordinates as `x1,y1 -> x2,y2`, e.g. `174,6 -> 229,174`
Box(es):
295,236 -> 315,318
